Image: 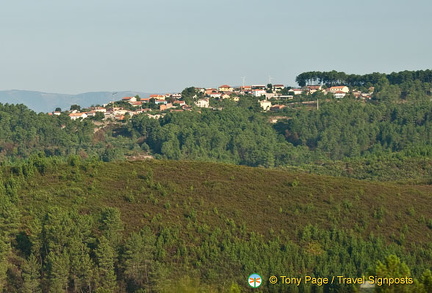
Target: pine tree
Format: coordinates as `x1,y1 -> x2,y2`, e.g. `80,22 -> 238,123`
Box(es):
47,250 -> 70,293
22,254 -> 41,293
95,236 -> 117,292
123,227 -> 156,291
99,207 -> 124,249
69,239 -> 95,292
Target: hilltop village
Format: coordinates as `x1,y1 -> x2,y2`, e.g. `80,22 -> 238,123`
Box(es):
51,84 -> 374,121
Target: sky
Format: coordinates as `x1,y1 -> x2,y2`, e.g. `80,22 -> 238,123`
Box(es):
0,0 -> 431,94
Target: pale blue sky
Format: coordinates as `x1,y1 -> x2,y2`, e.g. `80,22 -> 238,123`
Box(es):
1,0 -> 431,94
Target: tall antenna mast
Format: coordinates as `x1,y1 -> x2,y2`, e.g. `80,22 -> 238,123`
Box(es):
241,76 -> 246,87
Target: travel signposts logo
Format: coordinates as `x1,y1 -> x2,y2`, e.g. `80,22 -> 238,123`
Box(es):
248,274 -> 262,288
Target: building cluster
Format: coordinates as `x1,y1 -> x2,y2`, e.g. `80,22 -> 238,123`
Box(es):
51,93 -> 191,121
51,83 -> 373,120
198,84 -> 373,102
199,84 -> 285,99
288,85 -> 373,99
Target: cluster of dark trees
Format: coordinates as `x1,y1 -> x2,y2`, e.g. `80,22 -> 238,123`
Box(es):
0,104 -> 95,159
275,99 -> 432,160
0,168 -> 155,292
295,69 -> 432,87
129,105 -> 293,167
0,103 -> 134,162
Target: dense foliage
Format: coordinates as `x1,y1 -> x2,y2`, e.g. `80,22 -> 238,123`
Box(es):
0,69 -> 432,291
276,100 -> 432,160
0,104 -> 94,158
0,158 -> 430,292
130,106 -> 293,167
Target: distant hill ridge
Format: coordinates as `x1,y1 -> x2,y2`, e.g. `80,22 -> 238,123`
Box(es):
0,90 -> 156,113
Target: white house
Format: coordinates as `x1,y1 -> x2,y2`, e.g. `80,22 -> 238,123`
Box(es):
289,88 -> 303,95
259,100 -> 272,111
69,112 -> 88,120
122,96 -> 137,102
218,85 -> 233,92
273,84 -> 285,91
140,98 -> 151,103
252,89 -> 267,97
195,98 -> 210,108
333,91 -> 346,98
209,92 -> 222,98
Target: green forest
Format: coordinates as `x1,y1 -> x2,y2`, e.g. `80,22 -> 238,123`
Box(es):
0,158 -> 432,292
0,69 -> 431,291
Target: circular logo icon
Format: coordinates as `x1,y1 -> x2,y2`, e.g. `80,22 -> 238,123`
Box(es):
248,274 -> 262,288
269,275 -> 278,284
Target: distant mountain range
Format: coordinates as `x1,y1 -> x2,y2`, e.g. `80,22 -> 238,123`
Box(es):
0,90 -> 155,113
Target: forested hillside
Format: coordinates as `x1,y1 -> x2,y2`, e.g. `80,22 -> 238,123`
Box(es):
0,69 -> 431,182
0,69 -> 431,291
3,92 -> 432,182
0,158 -> 431,292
